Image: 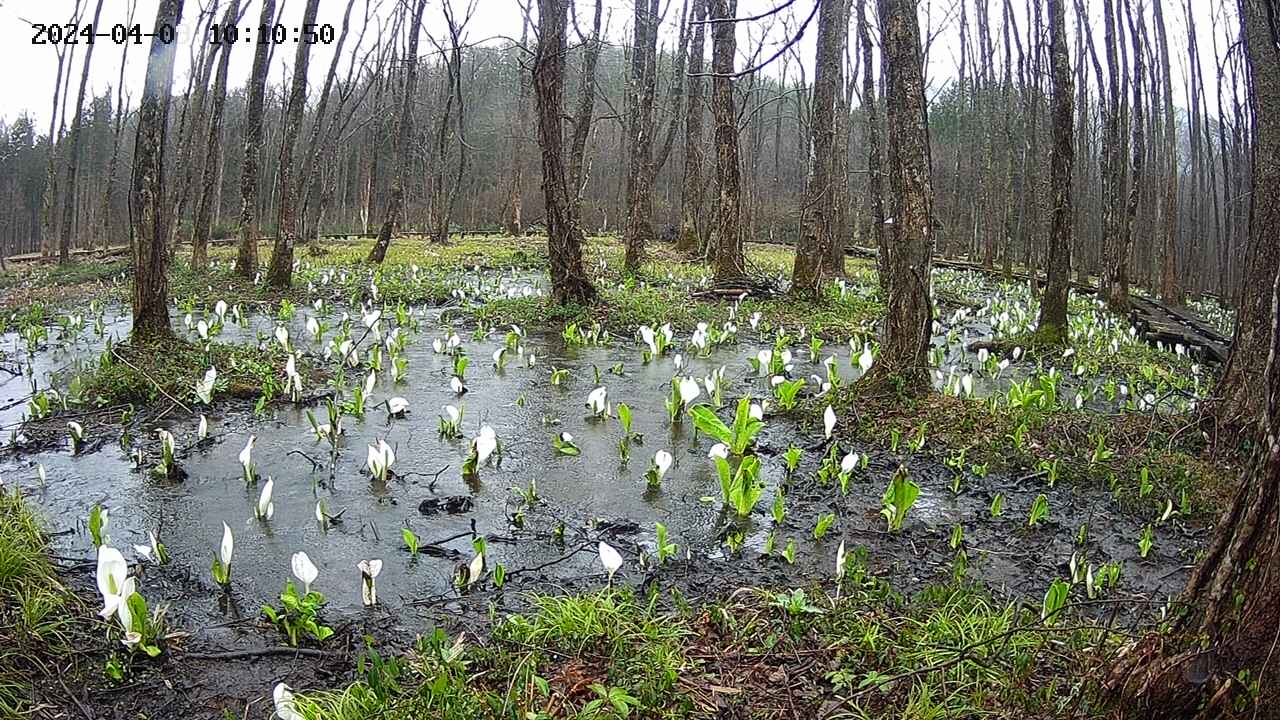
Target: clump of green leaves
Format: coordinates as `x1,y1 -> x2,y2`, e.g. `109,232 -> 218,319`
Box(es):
880,466 -> 919,532
262,581 -> 334,646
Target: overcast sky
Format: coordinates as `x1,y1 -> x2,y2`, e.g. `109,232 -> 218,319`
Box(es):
0,0 -> 1237,132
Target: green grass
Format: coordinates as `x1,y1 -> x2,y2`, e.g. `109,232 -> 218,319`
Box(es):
0,490 -> 76,717
288,579 -> 1108,719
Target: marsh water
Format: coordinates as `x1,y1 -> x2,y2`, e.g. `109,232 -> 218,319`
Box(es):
3,279 -> 1204,637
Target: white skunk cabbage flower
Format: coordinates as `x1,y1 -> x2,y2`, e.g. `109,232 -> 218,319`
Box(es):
196,366 -> 217,404
96,546 -> 135,623
708,443 -> 729,459
367,439 -> 396,482
654,450 -> 673,480
273,683 -> 304,720
256,478 -> 275,520
586,387 -> 609,416
291,551 -> 319,595
387,397 -> 410,416
598,541 -> 623,582
857,344 -> 874,373
473,425 -> 498,464
358,559 -> 383,606
677,377 -> 701,405
823,405 -> 837,439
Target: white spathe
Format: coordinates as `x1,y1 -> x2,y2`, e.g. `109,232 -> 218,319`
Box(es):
291,551 -> 319,595
598,541 -> 623,582
358,559 -> 383,606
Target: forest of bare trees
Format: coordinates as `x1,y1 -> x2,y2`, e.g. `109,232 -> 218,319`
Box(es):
0,0 -> 1259,305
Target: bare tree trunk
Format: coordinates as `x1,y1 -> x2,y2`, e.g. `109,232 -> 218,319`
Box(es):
192,0 -> 241,272
100,0 -> 137,251
506,18 -> 529,236
1214,0 -> 1280,431
40,2 -> 77,261
792,0 -> 850,299
368,0 -> 428,264
265,0 -> 321,288
568,0 -> 604,224
58,0 -> 106,264
623,0 -> 661,273
1038,0 -> 1074,343
710,0 -> 746,283
235,0 -> 275,277
299,0 -> 358,246
534,0 -> 598,305
131,0 -> 185,340
1152,0 -> 1181,304
869,0 -> 935,390
860,0 -> 887,294
677,0 -> 708,253
1108,11 -> 1280,713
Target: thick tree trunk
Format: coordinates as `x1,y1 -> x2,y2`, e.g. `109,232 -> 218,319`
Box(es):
677,0 -> 708,253
235,0 -> 275,277
368,0 -> 428,264
265,0 -> 321,288
1108,8 -> 1280,710
869,0 -> 934,391
792,0 -> 850,299
1038,0 -> 1074,343
534,0 -> 598,305
623,0 -> 661,273
130,0 -> 185,340
192,0 -> 240,272
1213,0 -> 1280,432
710,0 -> 746,283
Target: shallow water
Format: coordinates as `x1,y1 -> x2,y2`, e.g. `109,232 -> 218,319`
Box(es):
2,295 -> 1205,642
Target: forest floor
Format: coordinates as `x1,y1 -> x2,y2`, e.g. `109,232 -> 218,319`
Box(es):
0,234 -> 1253,719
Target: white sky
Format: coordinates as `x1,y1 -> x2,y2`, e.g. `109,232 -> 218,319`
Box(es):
0,0 -> 1236,132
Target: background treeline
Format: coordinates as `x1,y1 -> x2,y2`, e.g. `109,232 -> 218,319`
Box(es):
0,0 -> 1249,302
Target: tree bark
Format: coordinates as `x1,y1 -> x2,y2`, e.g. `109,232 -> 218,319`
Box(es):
709,0 -> 747,283
1108,9 -> 1280,713
58,0 -> 105,264
677,0 -> 708,253
192,0 -> 240,272
869,0 -> 935,390
860,0 -> 887,295
1038,0 -> 1074,343
534,0 -> 598,305
792,0 -> 850,299
1213,0 -> 1280,432
1152,0 -> 1181,305
265,0 -> 321,288
623,0 -> 661,273
235,0 -> 275,277
568,0 -> 604,225
130,0 -> 185,340
368,0 -> 428,264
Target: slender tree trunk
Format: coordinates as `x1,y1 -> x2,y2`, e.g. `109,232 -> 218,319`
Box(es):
368,0 -> 428,264
1152,0 -> 1181,304
192,0 -> 240,272
507,19 -> 529,236
568,0 -> 604,224
534,0 -> 598,304
1038,0 -> 1074,343
710,0 -> 746,283
58,0 -> 105,264
100,0 -> 137,251
131,0 -> 185,339
869,0 -> 935,390
677,0 -> 708,253
299,0 -> 358,246
860,0 -> 888,294
793,0 -> 850,299
235,0 -> 275,277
